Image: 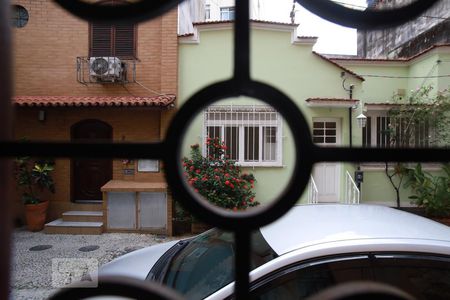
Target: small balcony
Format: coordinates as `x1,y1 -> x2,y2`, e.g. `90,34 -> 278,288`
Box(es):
76,56 -> 136,84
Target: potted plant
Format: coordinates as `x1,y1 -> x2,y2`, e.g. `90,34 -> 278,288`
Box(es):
15,157 -> 55,231
172,201 -> 192,236
404,163 -> 450,226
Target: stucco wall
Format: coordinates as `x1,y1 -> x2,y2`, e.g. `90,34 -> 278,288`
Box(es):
179,25 -> 364,205
179,23 -> 450,207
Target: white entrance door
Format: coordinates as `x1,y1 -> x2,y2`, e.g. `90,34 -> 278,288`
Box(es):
312,118 -> 341,203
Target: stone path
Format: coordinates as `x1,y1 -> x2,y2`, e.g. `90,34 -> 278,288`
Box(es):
11,228 -> 188,300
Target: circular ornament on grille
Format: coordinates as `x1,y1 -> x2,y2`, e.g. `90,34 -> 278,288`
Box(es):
49,276 -> 184,300
296,0 -> 440,29
164,80 -> 314,231
54,0 -> 183,23
92,58 -> 108,75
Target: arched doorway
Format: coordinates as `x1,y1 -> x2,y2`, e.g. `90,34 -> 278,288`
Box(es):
71,119 -> 112,202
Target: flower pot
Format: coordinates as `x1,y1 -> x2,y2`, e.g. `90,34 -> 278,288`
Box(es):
25,201 -> 49,232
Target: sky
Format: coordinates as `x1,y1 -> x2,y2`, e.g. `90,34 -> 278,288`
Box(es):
255,0 -> 368,55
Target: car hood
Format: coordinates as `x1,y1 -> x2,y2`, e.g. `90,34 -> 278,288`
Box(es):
99,240 -> 179,280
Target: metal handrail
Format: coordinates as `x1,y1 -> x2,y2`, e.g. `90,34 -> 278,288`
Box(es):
345,171 -> 360,204
308,175 -> 319,204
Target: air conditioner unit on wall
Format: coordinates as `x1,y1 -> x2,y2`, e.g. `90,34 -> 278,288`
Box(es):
89,57 -> 123,82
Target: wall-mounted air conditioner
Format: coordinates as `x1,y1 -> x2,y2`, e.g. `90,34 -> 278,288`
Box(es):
89,57 -> 123,82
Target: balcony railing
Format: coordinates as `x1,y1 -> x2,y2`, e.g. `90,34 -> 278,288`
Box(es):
76,56 -> 136,84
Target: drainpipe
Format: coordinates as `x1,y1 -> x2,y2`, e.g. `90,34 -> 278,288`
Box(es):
348,85 -> 354,148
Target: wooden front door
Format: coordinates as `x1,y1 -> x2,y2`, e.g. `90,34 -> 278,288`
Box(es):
72,120 -> 112,202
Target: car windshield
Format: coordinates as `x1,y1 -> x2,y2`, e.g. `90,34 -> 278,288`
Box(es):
162,228 -> 277,299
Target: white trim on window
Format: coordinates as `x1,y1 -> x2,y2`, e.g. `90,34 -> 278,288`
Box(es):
204,105 -> 283,167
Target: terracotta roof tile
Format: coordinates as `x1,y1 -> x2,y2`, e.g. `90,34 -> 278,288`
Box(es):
297,36 -> 318,39
313,52 -> 365,81
193,19 -> 298,27
178,33 -> 194,37
13,95 -> 176,108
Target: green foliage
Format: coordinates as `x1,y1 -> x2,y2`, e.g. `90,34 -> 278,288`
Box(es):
404,163 -> 450,217
15,156 -> 55,205
388,86 -> 450,147
173,200 -> 191,221
182,137 -> 259,210
383,86 -> 450,208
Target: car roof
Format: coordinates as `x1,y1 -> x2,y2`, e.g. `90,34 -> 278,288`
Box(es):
260,204 -> 450,255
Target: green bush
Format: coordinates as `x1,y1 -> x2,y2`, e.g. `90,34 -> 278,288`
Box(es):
15,157 -> 55,205
182,137 -> 259,210
404,163 -> 450,217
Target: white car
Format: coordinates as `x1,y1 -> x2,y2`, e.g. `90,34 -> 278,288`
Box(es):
100,204 -> 450,299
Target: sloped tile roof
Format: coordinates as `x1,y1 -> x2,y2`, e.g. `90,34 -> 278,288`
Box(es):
313,52 -> 365,81
328,44 -> 450,62
193,19 -> 298,27
13,95 -> 176,108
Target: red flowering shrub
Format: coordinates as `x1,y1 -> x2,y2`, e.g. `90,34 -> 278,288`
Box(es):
182,137 -> 258,210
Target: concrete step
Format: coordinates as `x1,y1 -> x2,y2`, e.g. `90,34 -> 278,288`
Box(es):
69,202 -> 103,211
62,211 -> 103,222
44,219 -> 103,235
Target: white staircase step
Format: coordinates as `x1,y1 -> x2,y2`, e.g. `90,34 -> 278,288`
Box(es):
62,211 -> 103,216
46,219 -> 103,227
45,219 -> 103,235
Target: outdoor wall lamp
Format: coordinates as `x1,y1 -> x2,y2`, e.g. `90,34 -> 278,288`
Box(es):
357,113 -> 367,128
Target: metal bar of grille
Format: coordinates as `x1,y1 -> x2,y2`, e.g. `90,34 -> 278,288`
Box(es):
234,0 -> 250,83
4,1 -> 450,300
1,141 -> 448,163
0,142 -> 164,159
0,0 -> 12,298
234,230 -> 250,300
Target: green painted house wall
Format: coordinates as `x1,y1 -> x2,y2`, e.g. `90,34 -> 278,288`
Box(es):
178,22 -> 450,207
334,48 -> 450,207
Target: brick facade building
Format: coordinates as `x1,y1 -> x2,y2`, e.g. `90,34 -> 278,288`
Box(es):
12,0 -> 178,235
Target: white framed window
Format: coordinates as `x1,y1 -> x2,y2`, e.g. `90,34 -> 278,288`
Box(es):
204,105 -> 282,167
205,4 -> 211,20
220,6 -> 235,20
363,111 -> 433,148
312,119 -> 340,145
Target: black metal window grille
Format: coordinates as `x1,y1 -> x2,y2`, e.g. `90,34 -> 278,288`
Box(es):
0,0 -> 447,299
